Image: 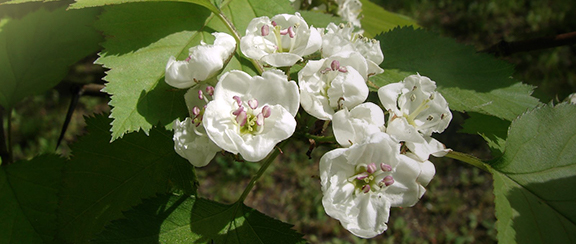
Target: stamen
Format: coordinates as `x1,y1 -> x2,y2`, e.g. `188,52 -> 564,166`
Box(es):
198,90 -> 204,100
233,96 -> 242,106
192,106 -> 201,116
185,56 -> 192,62
367,163 -> 377,174
232,106 -> 244,116
271,21 -> 277,27
355,172 -> 368,180
280,28 -> 288,35
261,105 -> 271,118
248,99 -> 258,109
382,175 -> 394,186
361,184 -> 371,193
256,113 -> 264,126
236,111 -> 247,126
331,60 -> 340,71
287,26 -> 295,38
427,115 -> 434,121
338,66 -> 348,73
380,163 -> 392,172
206,86 -> 214,96
261,25 -> 269,36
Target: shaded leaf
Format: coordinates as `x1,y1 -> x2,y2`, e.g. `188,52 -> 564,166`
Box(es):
0,155 -> 65,243
375,26 -> 540,121
460,112 -> 510,157
69,0 -> 219,13
96,0 -> 293,140
0,6 -> 101,108
56,114 -> 196,243
491,103 -> 576,243
190,198 -> 305,244
93,194 -> 195,243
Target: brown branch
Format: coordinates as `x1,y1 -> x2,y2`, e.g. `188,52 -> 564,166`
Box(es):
482,31 -> 576,57
0,106 -> 12,165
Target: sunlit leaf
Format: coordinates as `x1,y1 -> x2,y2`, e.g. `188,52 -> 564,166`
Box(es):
96,0 -> 293,140
0,155 -> 65,243
491,103 -> 576,243
190,198 -> 306,243
0,6 -> 101,108
56,114 -> 196,243
93,194 -> 196,243
374,26 -> 540,121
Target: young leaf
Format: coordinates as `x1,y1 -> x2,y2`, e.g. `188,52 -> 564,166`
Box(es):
96,0 -> 294,140
359,0 -> 418,37
0,155 -> 65,243
0,6 -> 101,109
190,198 -> 306,244
56,114 -> 196,243
93,194 -> 196,243
490,103 -> 576,243
374,26 -> 541,121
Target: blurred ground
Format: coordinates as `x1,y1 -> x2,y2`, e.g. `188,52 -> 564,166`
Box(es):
7,0 -> 575,243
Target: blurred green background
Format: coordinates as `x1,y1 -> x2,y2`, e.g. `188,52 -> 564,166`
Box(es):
4,0 -> 575,243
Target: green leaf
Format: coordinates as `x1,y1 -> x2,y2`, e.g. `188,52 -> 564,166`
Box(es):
93,194 -> 196,243
359,0 -> 418,38
375,26 -> 541,121
299,10 -> 342,28
56,114 -> 196,243
460,112 -> 510,157
190,198 -> 305,243
490,103 -> 576,243
0,6 -> 101,108
0,155 -> 65,243
69,0 -> 219,13
97,0 -> 293,140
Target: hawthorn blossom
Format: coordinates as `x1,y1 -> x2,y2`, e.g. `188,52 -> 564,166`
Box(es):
378,74 -> 452,160
332,102 -> 385,147
173,85 -> 221,167
335,0 -> 363,27
320,132 -> 435,238
202,70 -> 299,162
321,23 -> 384,76
165,32 -> 236,89
298,51 -> 370,120
240,12 -> 322,67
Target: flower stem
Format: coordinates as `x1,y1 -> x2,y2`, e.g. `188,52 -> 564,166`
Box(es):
237,140 -> 288,203
215,12 -> 264,75
445,150 -> 491,172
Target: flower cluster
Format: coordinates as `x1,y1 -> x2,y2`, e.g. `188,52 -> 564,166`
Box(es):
165,12 -> 452,239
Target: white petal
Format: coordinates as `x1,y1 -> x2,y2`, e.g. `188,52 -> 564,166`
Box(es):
173,118 -> 221,167
332,102 -> 385,147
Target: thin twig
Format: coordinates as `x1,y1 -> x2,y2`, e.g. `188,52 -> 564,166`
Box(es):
482,31 -> 576,57
0,106 -> 9,165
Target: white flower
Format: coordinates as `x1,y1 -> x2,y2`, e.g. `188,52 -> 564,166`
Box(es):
202,70 -> 300,162
321,23 -> 384,76
165,32 -> 236,89
335,0 -> 363,27
378,74 -> 452,160
298,51 -> 370,120
172,85 -> 221,167
567,93 -> 576,104
332,102 -> 385,147
173,118 -> 221,167
320,132 -> 435,238
240,12 -> 322,67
